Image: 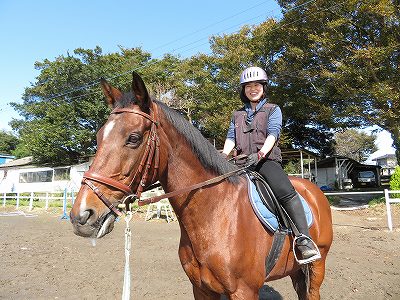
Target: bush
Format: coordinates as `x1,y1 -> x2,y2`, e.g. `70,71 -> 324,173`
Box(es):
389,166 -> 400,198
390,166 -> 400,191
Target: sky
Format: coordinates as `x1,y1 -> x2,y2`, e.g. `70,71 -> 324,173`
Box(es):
0,0 -> 394,159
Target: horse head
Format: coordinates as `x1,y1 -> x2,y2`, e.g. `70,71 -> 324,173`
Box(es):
70,72 -> 161,238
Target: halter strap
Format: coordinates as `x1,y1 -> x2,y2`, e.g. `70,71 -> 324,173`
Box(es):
81,105 -> 160,215
83,171 -> 132,194
111,107 -> 158,125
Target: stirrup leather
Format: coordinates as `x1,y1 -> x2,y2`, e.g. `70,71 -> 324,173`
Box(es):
292,234 -> 322,265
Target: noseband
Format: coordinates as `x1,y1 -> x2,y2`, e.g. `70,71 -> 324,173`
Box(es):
81,105 -> 160,216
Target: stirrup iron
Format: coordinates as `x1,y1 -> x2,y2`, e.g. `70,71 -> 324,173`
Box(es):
292,234 -> 321,265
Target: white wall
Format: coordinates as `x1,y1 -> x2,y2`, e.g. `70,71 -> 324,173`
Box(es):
0,162 -> 90,193
316,167 -> 336,188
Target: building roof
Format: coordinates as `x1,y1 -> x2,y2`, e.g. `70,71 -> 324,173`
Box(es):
0,154 -> 15,159
281,148 -> 320,161
0,156 -> 34,168
372,153 -> 396,161
316,155 -> 380,169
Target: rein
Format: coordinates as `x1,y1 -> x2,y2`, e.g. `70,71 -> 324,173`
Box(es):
81,103 -> 248,215
137,166 -> 248,206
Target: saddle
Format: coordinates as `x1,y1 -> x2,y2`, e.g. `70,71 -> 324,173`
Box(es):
246,170 -> 314,275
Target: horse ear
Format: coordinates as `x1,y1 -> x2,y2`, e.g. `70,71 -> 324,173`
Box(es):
100,78 -> 123,108
132,71 -> 150,112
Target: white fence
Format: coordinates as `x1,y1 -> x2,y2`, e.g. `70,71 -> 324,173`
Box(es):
1,190 -> 76,219
1,188 -> 400,230
324,189 -> 400,231
384,189 -> 400,231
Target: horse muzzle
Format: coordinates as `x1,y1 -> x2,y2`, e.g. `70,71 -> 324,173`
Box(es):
70,208 -> 117,238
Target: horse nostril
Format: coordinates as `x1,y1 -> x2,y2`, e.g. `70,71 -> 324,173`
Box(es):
79,210 -> 94,225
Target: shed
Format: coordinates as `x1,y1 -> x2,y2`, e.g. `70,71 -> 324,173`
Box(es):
0,156 -> 91,193
281,148 -> 319,182
313,155 -> 381,189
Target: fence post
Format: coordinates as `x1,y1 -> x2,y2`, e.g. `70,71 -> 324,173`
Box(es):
71,189 -> 75,205
385,189 -> 393,231
60,188 -> 69,220
16,193 -> 20,210
45,192 -> 49,211
29,191 -> 34,211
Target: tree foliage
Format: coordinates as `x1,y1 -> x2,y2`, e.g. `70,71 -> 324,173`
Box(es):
333,129 -> 377,162
274,0 -> 400,160
0,130 -> 19,155
10,47 -> 179,165
7,0 -> 400,165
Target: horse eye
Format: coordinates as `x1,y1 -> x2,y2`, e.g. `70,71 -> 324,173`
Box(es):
126,133 -> 142,148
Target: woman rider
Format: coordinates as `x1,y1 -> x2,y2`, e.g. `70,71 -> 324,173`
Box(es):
222,66 -> 320,264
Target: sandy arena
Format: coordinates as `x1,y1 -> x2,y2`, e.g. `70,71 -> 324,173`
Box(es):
1,203 -> 399,300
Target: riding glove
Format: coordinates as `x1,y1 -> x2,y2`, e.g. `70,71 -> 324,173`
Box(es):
246,151 -> 266,166
246,153 -> 260,166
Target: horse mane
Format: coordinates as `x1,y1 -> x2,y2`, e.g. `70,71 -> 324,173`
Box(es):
112,92 -> 239,183
156,101 -> 240,184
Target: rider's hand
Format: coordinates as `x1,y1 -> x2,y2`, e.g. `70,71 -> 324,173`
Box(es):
246,151 -> 266,166
246,153 -> 260,166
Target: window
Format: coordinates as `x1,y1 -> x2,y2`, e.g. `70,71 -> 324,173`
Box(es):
54,167 -> 71,181
358,171 -> 375,179
19,170 -> 53,183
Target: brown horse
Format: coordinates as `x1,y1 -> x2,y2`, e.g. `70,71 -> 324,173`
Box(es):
70,72 -> 333,299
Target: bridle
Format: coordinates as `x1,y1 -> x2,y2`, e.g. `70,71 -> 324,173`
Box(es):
80,103 -> 248,217
81,105 -> 160,217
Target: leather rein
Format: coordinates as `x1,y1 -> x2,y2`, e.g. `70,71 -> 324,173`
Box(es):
81,104 -> 246,216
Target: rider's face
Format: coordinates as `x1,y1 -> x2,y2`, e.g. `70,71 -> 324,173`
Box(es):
244,82 -> 264,102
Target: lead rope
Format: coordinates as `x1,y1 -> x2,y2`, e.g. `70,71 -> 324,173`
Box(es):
122,211 -> 133,300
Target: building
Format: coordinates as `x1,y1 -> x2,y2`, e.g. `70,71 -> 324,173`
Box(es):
0,154 -> 15,165
0,156 -> 91,193
372,153 -> 398,176
312,155 -> 381,190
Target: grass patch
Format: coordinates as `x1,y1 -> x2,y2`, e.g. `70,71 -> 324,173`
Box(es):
2,199 -> 72,209
326,195 -> 341,206
368,196 -> 386,206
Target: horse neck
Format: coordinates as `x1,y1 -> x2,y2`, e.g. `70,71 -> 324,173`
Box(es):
157,113 -> 222,211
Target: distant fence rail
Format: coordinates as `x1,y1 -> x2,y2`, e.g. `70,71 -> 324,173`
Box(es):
1,190 -> 76,212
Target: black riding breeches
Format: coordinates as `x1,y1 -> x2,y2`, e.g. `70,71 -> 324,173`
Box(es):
255,159 -> 297,205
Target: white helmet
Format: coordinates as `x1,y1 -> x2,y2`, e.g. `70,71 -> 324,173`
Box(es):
240,67 -> 268,85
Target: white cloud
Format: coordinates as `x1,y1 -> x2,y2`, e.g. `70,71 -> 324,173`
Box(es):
364,129 -> 395,164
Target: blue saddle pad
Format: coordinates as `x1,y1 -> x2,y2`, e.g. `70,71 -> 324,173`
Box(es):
247,175 -> 313,232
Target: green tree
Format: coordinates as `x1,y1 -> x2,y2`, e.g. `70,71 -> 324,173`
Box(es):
10,46 -> 153,165
274,0 -> 400,161
0,130 -> 19,154
334,129 -> 377,162
181,21 -> 335,152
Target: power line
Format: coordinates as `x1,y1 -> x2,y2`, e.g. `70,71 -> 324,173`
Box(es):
28,0 -> 334,104
30,1 -> 282,95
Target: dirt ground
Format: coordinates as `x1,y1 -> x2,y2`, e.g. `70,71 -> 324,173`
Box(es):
1,203 -> 399,300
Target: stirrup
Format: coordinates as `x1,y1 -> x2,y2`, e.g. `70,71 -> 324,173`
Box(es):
292,234 -> 322,265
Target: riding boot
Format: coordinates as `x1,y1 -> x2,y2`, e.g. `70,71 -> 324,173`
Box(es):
282,195 -> 321,263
